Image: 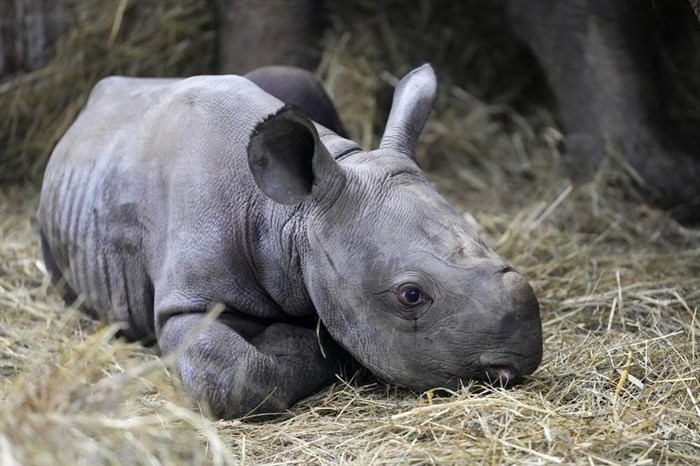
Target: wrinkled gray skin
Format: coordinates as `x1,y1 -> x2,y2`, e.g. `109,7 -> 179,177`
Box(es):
38,64 -> 542,419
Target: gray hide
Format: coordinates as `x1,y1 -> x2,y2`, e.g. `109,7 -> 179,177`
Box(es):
38,64 -> 543,419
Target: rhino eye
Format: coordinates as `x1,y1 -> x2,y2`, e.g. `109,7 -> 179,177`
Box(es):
397,284 -> 426,308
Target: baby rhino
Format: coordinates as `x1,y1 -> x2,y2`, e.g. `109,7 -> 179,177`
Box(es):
38,64 -> 543,419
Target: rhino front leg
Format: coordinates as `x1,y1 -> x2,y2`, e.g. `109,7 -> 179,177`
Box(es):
159,314 -> 341,419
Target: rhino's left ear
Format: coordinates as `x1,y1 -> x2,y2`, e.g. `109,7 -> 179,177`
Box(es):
379,63 -> 437,161
248,105 -> 345,205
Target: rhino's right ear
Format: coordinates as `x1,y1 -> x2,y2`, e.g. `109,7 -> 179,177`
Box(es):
248,105 -> 344,205
379,64 -> 437,161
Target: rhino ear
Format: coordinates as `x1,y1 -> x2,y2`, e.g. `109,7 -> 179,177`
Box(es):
379,63 -> 437,160
248,105 -> 344,205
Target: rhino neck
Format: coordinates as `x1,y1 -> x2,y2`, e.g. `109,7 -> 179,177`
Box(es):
254,129 -> 358,321
248,199 -> 317,318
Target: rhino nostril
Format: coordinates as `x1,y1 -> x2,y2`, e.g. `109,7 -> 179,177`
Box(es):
498,265 -> 515,274
484,365 -> 520,385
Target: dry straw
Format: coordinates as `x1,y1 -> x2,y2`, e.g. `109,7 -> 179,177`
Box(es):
1,1 -> 699,465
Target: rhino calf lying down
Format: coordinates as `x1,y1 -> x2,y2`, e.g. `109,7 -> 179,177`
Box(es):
38,64 -> 543,419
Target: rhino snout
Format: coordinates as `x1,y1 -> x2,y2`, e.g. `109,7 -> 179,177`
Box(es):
467,267 -> 542,385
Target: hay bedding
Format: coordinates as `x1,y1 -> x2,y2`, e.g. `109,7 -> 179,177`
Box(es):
1,1 -> 699,465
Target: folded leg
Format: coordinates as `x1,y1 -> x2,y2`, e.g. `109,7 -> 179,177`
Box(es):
159,313 -> 341,419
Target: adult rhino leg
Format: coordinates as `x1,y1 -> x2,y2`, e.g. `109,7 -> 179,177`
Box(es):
215,0 -> 323,74
159,313 -> 341,419
508,0 -> 700,221
690,0 -> 700,21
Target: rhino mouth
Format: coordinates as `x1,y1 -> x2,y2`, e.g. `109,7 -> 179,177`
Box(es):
480,365 -> 522,386
477,350 -> 542,385
443,368 -> 523,389
439,350 -> 542,389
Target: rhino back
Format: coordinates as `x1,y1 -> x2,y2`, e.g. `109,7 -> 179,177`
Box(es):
39,75 -> 295,339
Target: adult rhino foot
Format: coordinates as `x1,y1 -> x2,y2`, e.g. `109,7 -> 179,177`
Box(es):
615,127 -> 700,223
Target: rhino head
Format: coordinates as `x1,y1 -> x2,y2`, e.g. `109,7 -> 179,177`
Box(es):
247,64 -> 542,391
